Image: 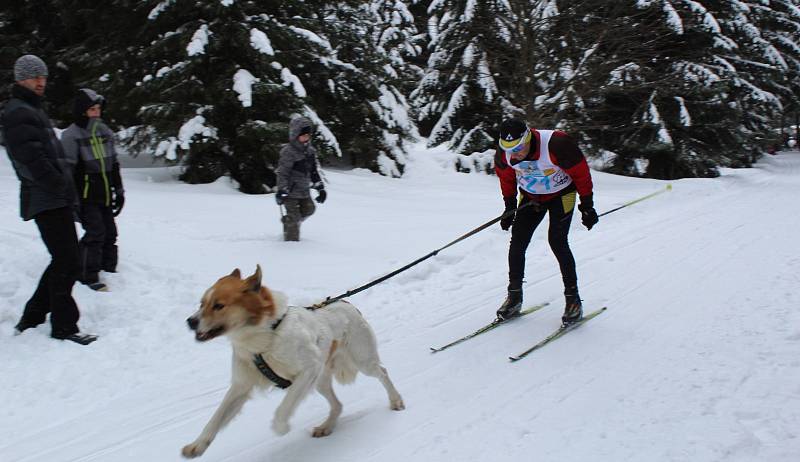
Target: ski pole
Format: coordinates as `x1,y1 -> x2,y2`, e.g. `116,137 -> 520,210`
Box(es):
598,184 -> 672,217
307,200 -> 535,310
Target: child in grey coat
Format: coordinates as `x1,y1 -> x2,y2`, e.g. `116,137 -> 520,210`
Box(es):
275,116 -> 326,241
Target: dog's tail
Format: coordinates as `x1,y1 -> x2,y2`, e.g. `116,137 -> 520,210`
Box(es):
332,351 -> 359,385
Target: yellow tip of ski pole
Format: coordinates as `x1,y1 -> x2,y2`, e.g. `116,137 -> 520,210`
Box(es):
666,184 -> 673,191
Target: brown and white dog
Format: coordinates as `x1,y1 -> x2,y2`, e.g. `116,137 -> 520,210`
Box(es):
182,266 -> 404,458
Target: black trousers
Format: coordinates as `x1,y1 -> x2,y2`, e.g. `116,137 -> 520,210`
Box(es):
79,203 -> 118,282
508,191 -> 577,292
21,207 -> 81,337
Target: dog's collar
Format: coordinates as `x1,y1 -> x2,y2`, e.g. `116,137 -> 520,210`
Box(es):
270,307 -> 290,331
271,314 -> 285,331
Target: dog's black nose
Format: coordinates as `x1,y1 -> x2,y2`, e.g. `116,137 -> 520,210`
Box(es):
187,317 -> 199,330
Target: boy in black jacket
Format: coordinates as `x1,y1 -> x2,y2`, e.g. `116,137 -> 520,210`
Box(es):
61,88 -> 124,291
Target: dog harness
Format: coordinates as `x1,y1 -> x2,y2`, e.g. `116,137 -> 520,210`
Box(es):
252,310 -> 293,389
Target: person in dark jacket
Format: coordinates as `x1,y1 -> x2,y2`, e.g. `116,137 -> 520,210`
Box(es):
494,118 -> 598,325
275,116 -> 326,241
1,54 -> 97,345
61,88 -> 124,290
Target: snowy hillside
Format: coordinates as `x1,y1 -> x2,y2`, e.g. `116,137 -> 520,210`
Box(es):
1,145 -> 799,462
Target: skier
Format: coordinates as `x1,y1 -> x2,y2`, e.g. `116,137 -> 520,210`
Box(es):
61,88 -> 124,291
2,54 -> 97,345
494,118 -> 598,325
275,116 -> 326,241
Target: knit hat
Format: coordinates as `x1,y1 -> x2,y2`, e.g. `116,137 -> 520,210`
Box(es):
14,54 -> 49,81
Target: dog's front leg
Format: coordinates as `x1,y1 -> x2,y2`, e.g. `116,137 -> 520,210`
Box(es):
182,382 -> 252,458
271,364 -> 321,436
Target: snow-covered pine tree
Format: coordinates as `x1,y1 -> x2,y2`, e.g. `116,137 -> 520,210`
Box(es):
717,0 -> 800,153
0,1 -> 98,124
363,0 -> 424,172
119,0 -> 306,193
524,0 -> 721,178
369,0 -> 426,97
531,0 -> 800,179
119,0 -> 418,191
282,1 -> 417,176
53,2 -> 153,131
411,0 -> 514,156
405,0 -> 436,74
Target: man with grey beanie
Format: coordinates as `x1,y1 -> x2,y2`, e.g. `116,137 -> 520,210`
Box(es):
1,54 -> 97,345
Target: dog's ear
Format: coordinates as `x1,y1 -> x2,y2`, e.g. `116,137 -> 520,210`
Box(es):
229,268 -> 242,279
244,265 -> 262,292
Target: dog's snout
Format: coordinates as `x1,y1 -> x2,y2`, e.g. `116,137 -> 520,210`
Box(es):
187,316 -> 199,331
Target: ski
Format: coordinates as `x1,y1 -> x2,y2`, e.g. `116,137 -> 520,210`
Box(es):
508,307 -> 607,362
430,302 -> 549,353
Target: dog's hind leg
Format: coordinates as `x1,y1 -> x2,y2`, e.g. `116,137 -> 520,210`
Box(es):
272,365 -> 321,436
346,333 -> 405,411
312,365 -> 342,437
182,382 -> 253,458
362,363 -> 405,411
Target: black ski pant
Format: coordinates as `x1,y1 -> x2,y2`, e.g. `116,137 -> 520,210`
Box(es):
79,203 -> 118,282
282,197 -> 315,241
508,191 -> 577,292
21,206 -> 81,337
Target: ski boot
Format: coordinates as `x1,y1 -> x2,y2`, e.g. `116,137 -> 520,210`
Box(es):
561,288 -> 583,326
496,289 -> 522,321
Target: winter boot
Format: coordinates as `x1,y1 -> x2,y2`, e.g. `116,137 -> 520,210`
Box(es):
52,331 -> 98,345
561,287 -> 583,325
81,279 -> 108,292
86,282 -> 109,292
14,318 -> 40,335
496,289 -> 523,321
281,215 -> 300,241
102,245 -> 118,273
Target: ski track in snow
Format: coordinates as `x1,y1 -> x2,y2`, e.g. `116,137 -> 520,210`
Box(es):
1,149 -> 799,461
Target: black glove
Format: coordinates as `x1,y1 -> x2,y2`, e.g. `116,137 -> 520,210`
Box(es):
275,189 -> 289,205
578,195 -> 598,230
315,188 -> 327,204
112,189 -> 125,217
500,196 -> 517,231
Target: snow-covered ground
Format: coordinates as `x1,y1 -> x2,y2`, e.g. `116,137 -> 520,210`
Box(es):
1,145 -> 799,462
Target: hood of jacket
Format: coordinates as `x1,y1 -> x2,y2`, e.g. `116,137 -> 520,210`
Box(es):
72,88 -> 106,128
288,116 -> 313,149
